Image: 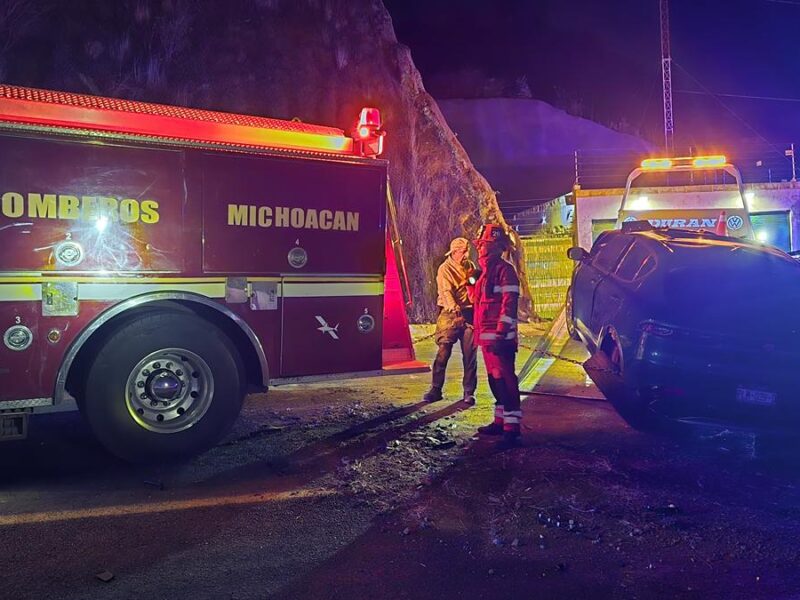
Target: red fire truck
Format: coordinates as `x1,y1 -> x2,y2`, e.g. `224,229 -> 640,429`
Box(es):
0,85 -> 424,461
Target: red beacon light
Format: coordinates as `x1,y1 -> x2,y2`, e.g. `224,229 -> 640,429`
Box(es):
353,107 -> 385,157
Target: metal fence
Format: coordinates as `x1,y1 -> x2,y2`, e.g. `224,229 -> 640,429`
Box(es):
520,234 -> 574,320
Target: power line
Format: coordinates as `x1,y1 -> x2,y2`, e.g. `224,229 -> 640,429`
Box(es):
637,71 -> 661,133
763,0 -> 800,5
673,61 -> 791,161
677,89 -> 800,103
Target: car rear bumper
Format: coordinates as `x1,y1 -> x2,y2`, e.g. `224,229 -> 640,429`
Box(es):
627,336 -> 800,430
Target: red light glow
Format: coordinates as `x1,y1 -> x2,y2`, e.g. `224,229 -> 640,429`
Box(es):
0,84 -> 357,156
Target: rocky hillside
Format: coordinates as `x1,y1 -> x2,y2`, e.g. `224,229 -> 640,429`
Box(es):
0,0 -> 522,321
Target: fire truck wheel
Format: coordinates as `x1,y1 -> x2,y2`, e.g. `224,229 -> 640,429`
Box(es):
82,310 -> 245,462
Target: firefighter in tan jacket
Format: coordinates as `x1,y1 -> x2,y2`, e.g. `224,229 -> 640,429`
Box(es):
423,237 -> 479,404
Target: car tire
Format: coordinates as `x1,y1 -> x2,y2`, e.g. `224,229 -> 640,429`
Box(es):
599,335 -> 668,433
81,310 -> 245,462
565,288 -> 581,341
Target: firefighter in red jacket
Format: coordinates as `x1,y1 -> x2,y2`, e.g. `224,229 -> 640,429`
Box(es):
473,224 -> 523,446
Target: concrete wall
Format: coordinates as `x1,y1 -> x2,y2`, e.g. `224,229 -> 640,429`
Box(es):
573,182 -> 800,251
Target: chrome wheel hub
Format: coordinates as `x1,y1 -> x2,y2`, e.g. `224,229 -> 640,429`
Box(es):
126,349 -> 214,433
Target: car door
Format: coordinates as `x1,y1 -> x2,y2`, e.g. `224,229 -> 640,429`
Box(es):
591,238 -> 655,348
571,233 -> 630,344
586,235 -> 633,345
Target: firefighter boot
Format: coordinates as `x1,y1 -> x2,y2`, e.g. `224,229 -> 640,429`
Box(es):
462,391 -> 476,405
498,415 -> 522,450
423,387 -> 443,402
477,405 -> 504,435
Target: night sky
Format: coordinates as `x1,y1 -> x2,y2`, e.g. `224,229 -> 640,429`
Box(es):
384,0 -> 800,152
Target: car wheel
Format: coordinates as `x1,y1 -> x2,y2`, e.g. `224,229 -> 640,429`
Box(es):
599,333 -> 666,433
81,310 -> 245,462
565,288 -> 581,341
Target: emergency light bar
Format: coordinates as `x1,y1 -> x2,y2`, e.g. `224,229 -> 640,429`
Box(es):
640,158 -> 673,170
691,155 -> 727,168
640,155 -> 728,171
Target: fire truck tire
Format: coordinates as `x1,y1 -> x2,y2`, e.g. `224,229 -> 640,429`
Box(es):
82,310 -> 245,462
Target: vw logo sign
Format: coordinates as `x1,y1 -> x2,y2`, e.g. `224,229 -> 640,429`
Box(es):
623,217 -> 636,223
727,215 -> 744,231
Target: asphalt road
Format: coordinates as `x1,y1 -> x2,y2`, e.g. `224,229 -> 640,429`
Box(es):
3,333 -> 800,599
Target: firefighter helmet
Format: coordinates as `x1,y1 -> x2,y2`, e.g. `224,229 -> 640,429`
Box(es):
475,223 -> 511,248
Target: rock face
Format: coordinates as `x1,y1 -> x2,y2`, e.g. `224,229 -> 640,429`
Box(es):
0,0 -> 513,321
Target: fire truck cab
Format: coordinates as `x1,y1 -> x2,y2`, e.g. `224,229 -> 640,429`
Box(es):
0,85 -> 423,461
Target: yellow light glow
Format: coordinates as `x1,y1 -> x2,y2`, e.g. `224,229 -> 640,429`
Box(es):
691,155 -> 727,168
641,158 -> 673,170
756,231 -> 769,243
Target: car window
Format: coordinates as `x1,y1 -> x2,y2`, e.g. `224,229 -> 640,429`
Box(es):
615,240 -> 656,281
592,235 -> 631,273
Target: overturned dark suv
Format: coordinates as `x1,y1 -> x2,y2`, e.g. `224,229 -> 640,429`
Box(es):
566,223 -> 800,433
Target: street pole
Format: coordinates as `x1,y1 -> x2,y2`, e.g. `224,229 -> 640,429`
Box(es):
660,0 -> 675,154
792,143 -> 797,182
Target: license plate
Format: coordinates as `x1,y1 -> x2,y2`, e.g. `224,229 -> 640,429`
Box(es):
736,387 -> 777,406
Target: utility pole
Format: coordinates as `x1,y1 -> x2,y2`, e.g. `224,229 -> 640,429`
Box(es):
660,0 -> 674,154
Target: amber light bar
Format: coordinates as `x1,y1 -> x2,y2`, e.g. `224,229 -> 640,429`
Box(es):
640,154 -> 728,171
0,84 -> 355,155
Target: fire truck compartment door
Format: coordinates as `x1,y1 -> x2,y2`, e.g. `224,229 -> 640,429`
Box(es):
200,152 -> 387,275
279,281 -> 383,377
0,133 -> 186,272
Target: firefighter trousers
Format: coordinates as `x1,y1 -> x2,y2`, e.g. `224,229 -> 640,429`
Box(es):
431,326 -> 478,394
481,347 -> 522,432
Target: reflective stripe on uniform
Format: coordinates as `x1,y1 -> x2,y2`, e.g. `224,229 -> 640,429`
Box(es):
504,331 -> 517,340
494,406 -> 505,417
480,332 -> 499,340
493,285 -> 520,294
503,415 -> 521,424
499,315 -> 517,324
